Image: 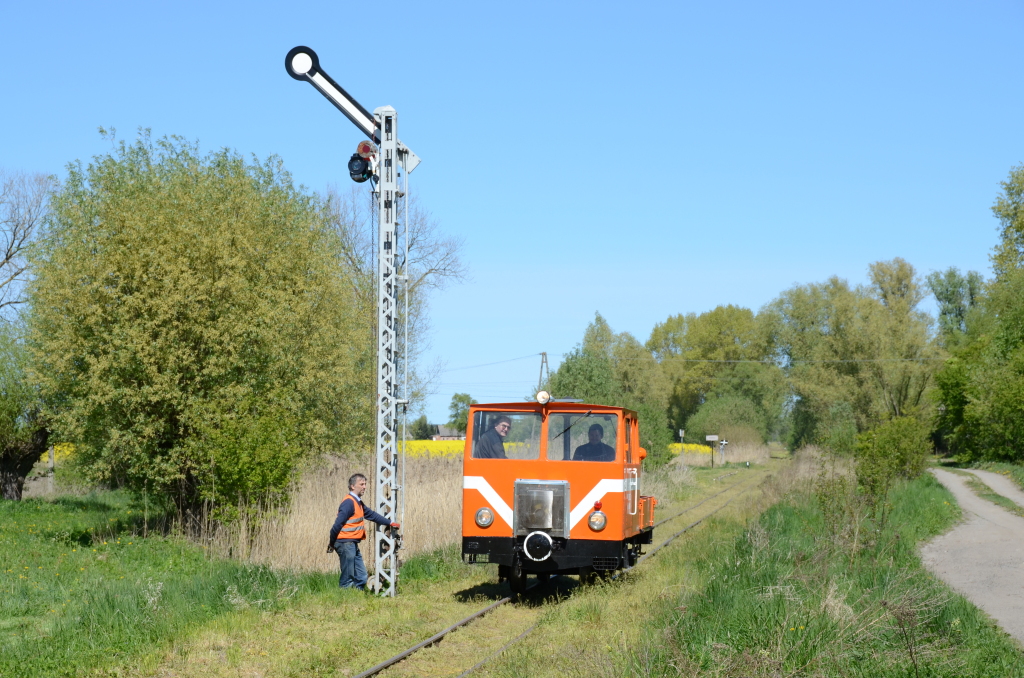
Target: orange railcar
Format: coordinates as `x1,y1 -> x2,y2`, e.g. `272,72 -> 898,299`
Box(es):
461,400 -> 656,592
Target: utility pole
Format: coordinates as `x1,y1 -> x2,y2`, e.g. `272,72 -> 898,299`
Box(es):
285,47 -> 420,596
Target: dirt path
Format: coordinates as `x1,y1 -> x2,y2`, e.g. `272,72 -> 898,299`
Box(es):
921,468 -> 1024,645
965,468 -> 1024,507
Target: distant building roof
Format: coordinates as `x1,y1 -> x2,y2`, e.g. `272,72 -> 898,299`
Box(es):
432,425 -> 465,441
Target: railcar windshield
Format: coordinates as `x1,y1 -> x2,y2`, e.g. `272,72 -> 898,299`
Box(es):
546,412 -> 618,462
471,411 -> 542,460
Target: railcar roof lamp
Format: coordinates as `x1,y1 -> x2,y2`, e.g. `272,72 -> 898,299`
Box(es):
536,390 -> 551,404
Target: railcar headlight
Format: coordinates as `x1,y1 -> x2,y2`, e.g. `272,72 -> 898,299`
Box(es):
588,511 -> 607,531
475,507 -> 494,528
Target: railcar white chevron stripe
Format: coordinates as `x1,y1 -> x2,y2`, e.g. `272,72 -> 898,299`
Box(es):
463,476 -> 513,527
464,477 -> 625,532
569,479 -> 624,528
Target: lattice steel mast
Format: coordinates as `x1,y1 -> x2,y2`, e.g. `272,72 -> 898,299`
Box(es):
285,47 -> 420,596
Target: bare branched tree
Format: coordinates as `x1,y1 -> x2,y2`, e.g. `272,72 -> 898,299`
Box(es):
0,169 -> 53,315
323,185 -> 467,410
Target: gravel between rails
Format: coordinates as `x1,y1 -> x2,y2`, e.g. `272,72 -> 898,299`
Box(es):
922,468 -> 1024,645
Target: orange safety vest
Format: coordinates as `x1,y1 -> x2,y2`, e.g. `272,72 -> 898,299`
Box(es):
339,495 -> 366,540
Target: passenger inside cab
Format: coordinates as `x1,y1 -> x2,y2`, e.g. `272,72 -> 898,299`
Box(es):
474,415 -> 511,459
471,412 -> 542,459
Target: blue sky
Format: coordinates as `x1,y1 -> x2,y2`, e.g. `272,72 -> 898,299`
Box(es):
2,1 -> 1022,423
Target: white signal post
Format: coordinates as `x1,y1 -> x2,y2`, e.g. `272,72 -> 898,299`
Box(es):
285,46 -> 420,596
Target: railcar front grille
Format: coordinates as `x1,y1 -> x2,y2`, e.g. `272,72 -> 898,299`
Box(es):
592,557 -> 619,570
513,480 -> 569,538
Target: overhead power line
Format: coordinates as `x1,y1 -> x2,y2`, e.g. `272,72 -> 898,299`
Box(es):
441,353 -> 540,373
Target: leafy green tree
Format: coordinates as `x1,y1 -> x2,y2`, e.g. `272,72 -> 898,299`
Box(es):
447,393 -> 476,433
0,323 -> 48,499
948,268 -> 1024,462
990,163 -> 1024,279
551,313 -> 673,463
683,395 -> 764,446
767,259 -> 942,449
410,414 -> 436,440
926,267 -> 984,348
816,402 -> 857,456
28,132 -> 374,516
932,167 -> 1024,463
549,348 -> 619,405
647,305 -> 787,441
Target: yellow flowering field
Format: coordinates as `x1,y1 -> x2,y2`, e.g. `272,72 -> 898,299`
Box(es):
668,443 -> 713,455
398,440 -> 466,458
36,443 -> 76,465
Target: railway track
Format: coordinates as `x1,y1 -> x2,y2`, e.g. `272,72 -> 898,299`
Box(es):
354,469 -> 766,678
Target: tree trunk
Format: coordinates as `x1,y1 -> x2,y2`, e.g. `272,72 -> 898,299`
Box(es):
0,457 -> 31,500
0,427 -> 50,501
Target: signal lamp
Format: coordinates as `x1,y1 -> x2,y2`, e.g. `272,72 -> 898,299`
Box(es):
588,511 -> 607,531
593,500 -> 602,511
348,153 -> 372,183
356,140 -> 378,159
475,507 -> 494,528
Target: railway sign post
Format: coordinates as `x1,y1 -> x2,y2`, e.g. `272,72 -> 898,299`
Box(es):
285,46 -> 420,596
706,435 -> 718,468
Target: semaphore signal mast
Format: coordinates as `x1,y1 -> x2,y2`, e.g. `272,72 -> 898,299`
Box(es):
285,46 -> 419,596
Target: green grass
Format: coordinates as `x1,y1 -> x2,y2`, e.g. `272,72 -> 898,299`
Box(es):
962,476 -> 1024,518
976,462 -> 1024,493
626,473 -> 1024,677
0,491 -> 336,678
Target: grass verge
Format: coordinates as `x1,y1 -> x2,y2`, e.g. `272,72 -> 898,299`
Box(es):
0,492 -> 336,678
623,472 -> 1023,677
976,462 -> 1024,493
962,476 -> 1024,518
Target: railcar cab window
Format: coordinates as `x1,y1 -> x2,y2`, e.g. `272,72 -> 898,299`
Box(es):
471,412 -> 542,460
546,412 -> 618,462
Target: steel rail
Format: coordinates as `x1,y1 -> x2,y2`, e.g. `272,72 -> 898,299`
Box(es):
351,595 -> 515,678
652,472 -> 753,528
352,470 -> 762,678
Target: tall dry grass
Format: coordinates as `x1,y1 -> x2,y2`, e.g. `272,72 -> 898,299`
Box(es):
211,452 -> 465,573
641,455 -> 696,505
678,442 -> 774,467
210,443 -> 781,574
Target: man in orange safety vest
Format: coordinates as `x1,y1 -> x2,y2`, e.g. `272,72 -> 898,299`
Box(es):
328,473 -> 400,589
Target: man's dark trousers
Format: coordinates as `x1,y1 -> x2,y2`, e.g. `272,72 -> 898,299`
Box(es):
335,540 -> 368,589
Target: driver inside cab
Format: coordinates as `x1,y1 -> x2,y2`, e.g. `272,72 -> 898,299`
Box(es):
572,423 -> 615,462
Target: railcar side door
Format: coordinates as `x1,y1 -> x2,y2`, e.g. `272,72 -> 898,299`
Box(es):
623,415 -> 641,535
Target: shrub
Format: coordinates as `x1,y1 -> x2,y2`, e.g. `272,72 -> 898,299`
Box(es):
855,417 -> 932,512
